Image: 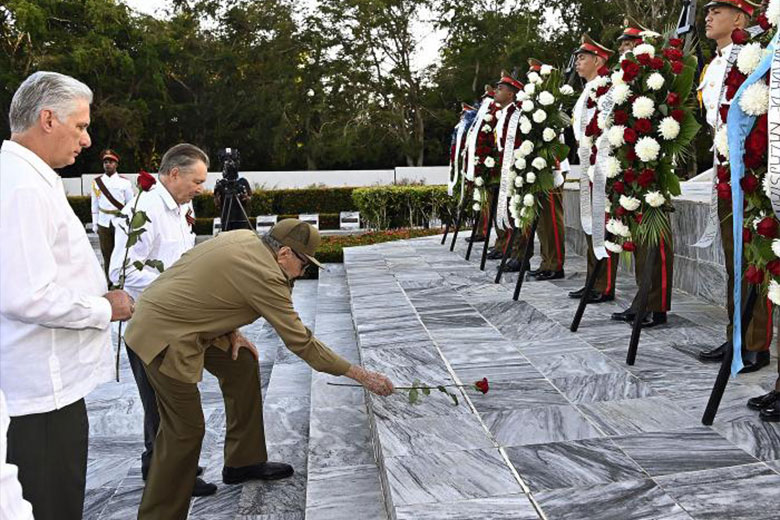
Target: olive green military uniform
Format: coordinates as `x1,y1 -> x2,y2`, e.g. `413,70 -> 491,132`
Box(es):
629,227 -> 674,312
586,235 -> 618,295
125,230 -> 351,520
537,187 -> 566,271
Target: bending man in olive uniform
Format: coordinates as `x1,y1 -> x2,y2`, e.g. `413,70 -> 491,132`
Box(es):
125,220 -> 394,519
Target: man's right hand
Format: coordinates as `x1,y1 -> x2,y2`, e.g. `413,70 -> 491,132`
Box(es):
345,365 -> 394,396
104,290 -> 134,321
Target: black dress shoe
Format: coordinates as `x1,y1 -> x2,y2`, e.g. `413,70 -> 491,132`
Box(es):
465,235 -> 485,243
223,462 -> 294,484
699,341 -> 729,362
640,312 -> 667,328
569,287 -> 586,299
499,259 -> 530,272
586,291 -> 614,303
747,390 -> 778,410
192,477 -> 217,497
739,350 -> 770,374
486,248 -> 503,260
527,267 -> 541,276
611,309 -> 636,322
534,270 -> 565,281
759,397 -> 780,422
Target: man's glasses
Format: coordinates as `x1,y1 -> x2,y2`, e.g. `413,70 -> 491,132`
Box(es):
292,250 -> 311,273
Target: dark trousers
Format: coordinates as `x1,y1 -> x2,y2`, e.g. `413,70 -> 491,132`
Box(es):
127,346 -> 160,478
586,234 -> 618,295
138,346 -> 267,520
97,223 -> 115,284
6,399 -> 88,520
629,229 -> 674,313
538,187 -> 566,271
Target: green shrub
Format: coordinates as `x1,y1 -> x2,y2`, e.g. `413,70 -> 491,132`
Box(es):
351,185 -> 454,229
69,196 -> 92,223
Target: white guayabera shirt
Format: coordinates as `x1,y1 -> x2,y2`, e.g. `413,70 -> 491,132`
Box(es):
0,140 -> 113,417
108,183 -> 196,300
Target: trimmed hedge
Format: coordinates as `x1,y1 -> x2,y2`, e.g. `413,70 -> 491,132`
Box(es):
351,185 -> 454,229
191,187 -> 357,218
69,196 -> 92,223
192,214 -> 341,235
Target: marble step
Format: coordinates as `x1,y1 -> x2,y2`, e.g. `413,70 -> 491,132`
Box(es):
305,264 -> 388,520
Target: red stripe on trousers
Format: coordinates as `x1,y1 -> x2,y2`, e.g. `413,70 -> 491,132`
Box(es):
765,298 -> 773,350
606,254 -> 613,294
660,235 -> 668,312
549,192 -> 563,270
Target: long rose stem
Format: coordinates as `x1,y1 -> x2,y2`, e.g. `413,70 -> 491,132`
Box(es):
115,192 -> 143,382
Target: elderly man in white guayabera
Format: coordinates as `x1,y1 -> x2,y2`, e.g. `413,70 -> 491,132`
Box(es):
0,71 -> 134,520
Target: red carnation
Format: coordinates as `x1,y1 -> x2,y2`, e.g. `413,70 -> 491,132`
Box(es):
757,217 -> 779,238
666,92 -> 681,106
717,182 -> 732,200
638,168 -> 655,188
669,38 -> 683,48
719,105 -> 730,125
137,170 -> 156,192
663,48 -> 683,61
614,110 -> 629,125
768,259 -> 780,276
598,65 -> 610,77
616,206 -> 627,216
587,98 -> 596,109
725,67 -> 747,100
637,53 -> 653,67
671,61 -> 684,74
671,109 -> 684,122
743,227 -> 752,243
624,168 -> 636,183
635,213 -> 643,223
634,119 -> 653,135
622,240 -> 636,252
717,165 -> 730,182
621,59 -> 641,82
613,180 -> 626,194
626,147 -> 637,161
741,174 -> 759,193
650,57 -> 665,70
731,28 -> 749,45
758,13 -> 771,31
585,117 -> 600,137
474,378 -> 489,394
596,85 -> 610,97
624,127 -> 638,144
745,265 -> 765,285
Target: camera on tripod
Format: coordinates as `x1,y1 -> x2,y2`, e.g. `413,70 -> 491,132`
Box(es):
214,147 -> 253,231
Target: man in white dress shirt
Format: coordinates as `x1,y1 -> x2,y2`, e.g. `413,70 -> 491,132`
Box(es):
108,143 -> 216,496
0,71 -> 134,519
91,149 -> 133,283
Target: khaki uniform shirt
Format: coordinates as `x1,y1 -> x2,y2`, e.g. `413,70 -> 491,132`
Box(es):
124,230 -> 351,383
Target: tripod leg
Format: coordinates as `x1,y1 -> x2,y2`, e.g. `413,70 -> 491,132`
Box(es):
450,207 -> 464,252
495,228 -> 515,284
480,187 -> 499,271
465,213 -> 479,260
626,246 -> 658,366
513,217 -> 539,301
441,220 -> 451,244
570,258 -> 604,332
702,286 -> 758,425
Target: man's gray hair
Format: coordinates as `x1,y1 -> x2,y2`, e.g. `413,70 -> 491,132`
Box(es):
9,71 -> 93,133
158,143 -> 210,176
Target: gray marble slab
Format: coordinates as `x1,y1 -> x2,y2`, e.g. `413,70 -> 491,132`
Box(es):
483,404 -> 604,447
717,418 -> 780,461
467,379 -> 570,414
526,350 -> 626,380
551,372 -> 656,404
305,465 -> 387,520
375,412 -> 494,458
394,494 -> 540,520
308,406 -> 374,469
579,396 -> 697,436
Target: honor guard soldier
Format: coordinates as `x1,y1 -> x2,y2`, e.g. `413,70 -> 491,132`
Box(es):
526,58 -> 566,281
696,0 -> 771,371
569,35 -> 619,303
610,19 -> 674,328
90,149 -> 133,283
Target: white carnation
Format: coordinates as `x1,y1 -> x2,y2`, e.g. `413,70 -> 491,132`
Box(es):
538,91 -> 555,106
635,136 -> 661,162
739,80 -> 770,117
526,172 -> 536,183
612,84 -> 631,105
483,114 -> 494,122
523,194 -> 535,207
533,109 -> 548,123
541,64 -> 553,76
644,190 -> 666,207
514,157 -> 527,171
483,156 -> 495,168
513,148 -> 525,160
528,71 -> 542,84
481,124 -> 491,133
532,157 -> 547,170
605,240 -> 624,253
607,125 -> 626,147
619,195 -> 641,211
611,70 -> 625,85
646,73 -> 665,91
768,0 -> 780,27
514,176 -> 524,188
633,43 -> 656,58
472,202 -> 481,211
632,96 -> 655,119
560,85 -> 574,95
516,91 -> 529,102
524,83 -> 536,95
658,117 -> 681,140
606,218 -> 631,238
714,127 -> 730,160
594,76 -> 610,89
520,121 -> 532,134
737,43 -> 763,76
605,156 -> 622,179
769,280 -> 780,306
473,188 -> 482,201
474,176 -> 485,186
773,238 -> 780,258
514,217 -> 522,228
520,140 -> 534,155
543,128 -> 557,142
520,207 -> 529,218
522,99 -> 535,112
511,194 -> 521,206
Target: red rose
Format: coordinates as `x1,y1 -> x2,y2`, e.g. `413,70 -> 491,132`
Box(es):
669,38 -> 683,48
663,48 -> 683,61
717,182 -> 732,200
624,168 -> 636,183
634,119 -> 653,135
671,60 -> 684,74
768,260 -> 780,276
670,109 -> 684,122
624,127 -> 638,144
758,13 -> 771,31
474,378 -> 489,394
745,265 -> 765,285
587,98 -> 596,109
585,117 -> 600,137
621,59 -> 641,82
717,165 -> 730,182
666,92 -> 681,106
745,124 -> 768,159
719,105 -> 730,125
626,147 -> 637,161
731,28 -> 749,45
622,240 -> 636,252
638,168 -> 655,188
616,206 -> 627,216
745,153 -> 764,170
635,213 -> 643,223
596,85 -> 609,97
740,174 -> 759,193
725,67 -> 747,101
137,170 -> 156,192
613,180 -> 626,194
650,57 -> 665,70
756,217 -> 779,238
743,227 -> 752,243
614,110 -> 629,125
598,65 -> 610,77
637,53 -> 653,66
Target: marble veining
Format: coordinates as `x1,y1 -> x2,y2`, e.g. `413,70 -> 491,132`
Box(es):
483,404 -> 603,447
